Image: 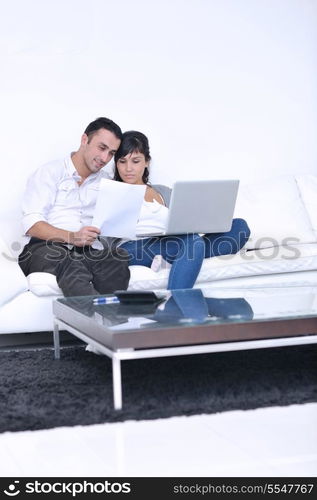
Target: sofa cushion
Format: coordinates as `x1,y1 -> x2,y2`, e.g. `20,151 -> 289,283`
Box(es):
27,265 -> 162,296
234,176 -> 316,250
0,291 -> 56,333
196,244 -> 317,284
127,244 -> 317,290
27,243 -> 317,294
27,272 -> 62,297
0,236 -> 28,306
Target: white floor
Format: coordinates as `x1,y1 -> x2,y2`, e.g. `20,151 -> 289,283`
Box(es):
0,403 -> 316,477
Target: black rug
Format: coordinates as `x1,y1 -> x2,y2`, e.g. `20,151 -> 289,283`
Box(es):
1,344 -> 316,433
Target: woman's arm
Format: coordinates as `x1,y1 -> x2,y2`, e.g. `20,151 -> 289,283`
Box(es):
150,184 -> 172,207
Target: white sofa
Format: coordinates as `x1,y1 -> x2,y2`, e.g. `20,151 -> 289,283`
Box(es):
1,174 -> 317,336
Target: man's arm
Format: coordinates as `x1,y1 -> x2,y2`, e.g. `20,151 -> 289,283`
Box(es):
27,221 -> 100,247
22,160 -> 100,247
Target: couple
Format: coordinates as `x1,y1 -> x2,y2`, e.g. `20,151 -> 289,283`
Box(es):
18,117 -> 250,296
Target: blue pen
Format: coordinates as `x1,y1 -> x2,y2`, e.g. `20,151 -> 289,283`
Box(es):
93,296 -> 120,305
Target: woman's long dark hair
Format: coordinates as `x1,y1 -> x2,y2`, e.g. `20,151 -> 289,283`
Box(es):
114,130 -> 151,184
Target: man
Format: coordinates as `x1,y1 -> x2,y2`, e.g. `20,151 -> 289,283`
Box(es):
18,117 -> 130,296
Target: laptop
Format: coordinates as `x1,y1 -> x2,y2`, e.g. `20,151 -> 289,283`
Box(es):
136,179 -> 239,237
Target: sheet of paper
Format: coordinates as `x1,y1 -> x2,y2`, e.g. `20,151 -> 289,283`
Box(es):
92,179 -> 146,238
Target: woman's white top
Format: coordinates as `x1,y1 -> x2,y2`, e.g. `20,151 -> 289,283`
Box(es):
122,199 -> 168,241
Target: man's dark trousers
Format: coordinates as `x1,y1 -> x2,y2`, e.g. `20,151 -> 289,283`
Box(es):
18,238 -> 130,296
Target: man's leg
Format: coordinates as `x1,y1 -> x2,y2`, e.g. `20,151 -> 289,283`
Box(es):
203,218 -> 250,258
18,239 -> 70,275
18,239 -> 98,297
81,246 -> 130,294
55,249 -> 98,296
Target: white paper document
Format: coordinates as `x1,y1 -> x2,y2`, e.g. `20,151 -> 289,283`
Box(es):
92,179 -> 146,238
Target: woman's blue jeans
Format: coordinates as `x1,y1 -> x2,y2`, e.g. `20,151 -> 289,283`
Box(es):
120,218 -> 250,290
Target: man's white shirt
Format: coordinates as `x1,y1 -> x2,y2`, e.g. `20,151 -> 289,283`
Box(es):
22,155 -> 112,248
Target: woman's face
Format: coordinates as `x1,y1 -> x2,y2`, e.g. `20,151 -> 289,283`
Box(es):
116,150 -> 148,185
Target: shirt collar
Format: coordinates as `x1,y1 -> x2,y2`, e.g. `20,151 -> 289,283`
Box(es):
64,153 -> 101,184
65,154 -> 78,179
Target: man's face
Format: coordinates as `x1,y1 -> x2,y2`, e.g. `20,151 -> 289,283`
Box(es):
80,128 -> 121,174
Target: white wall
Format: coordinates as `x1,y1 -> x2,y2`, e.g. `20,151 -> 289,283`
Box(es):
0,0 -> 316,216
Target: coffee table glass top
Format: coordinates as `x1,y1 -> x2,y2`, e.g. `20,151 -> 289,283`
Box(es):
54,285 -> 317,333
53,286 -> 317,409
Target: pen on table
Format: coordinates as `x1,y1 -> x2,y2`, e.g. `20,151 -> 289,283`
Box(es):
93,297 -> 120,305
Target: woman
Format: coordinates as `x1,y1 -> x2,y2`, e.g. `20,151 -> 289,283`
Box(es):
113,130 -> 250,290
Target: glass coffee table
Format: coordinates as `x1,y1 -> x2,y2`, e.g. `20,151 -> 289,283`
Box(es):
52,286 -> 317,410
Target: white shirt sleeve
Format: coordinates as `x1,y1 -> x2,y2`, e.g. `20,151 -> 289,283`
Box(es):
22,160 -> 63,235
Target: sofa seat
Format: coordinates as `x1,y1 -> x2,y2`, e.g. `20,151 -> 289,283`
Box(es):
26,243 -> 317,295
2,269 -> 317,335
2,173 -> 317,336
129,243 -> 317,290
0,292 -> 55,334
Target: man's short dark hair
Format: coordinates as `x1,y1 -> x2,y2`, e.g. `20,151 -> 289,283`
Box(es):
84,117 -> 122,141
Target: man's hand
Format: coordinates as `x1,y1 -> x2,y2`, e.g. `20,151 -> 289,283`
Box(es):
70,226 -> 101,247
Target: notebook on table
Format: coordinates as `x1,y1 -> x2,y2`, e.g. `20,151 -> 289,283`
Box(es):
136,179 -> 239,237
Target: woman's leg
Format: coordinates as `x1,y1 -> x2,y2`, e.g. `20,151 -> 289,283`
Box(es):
157,234 -> 205,289
120,238 -> 157,268
121,234 -> 205,289
203,218 -> 250,258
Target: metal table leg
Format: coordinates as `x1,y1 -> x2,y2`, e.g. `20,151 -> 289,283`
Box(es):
112,356 -> 122,410
53,320 -> 60,360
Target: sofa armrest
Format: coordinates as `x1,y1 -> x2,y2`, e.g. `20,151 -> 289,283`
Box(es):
0,237 -> 28,306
